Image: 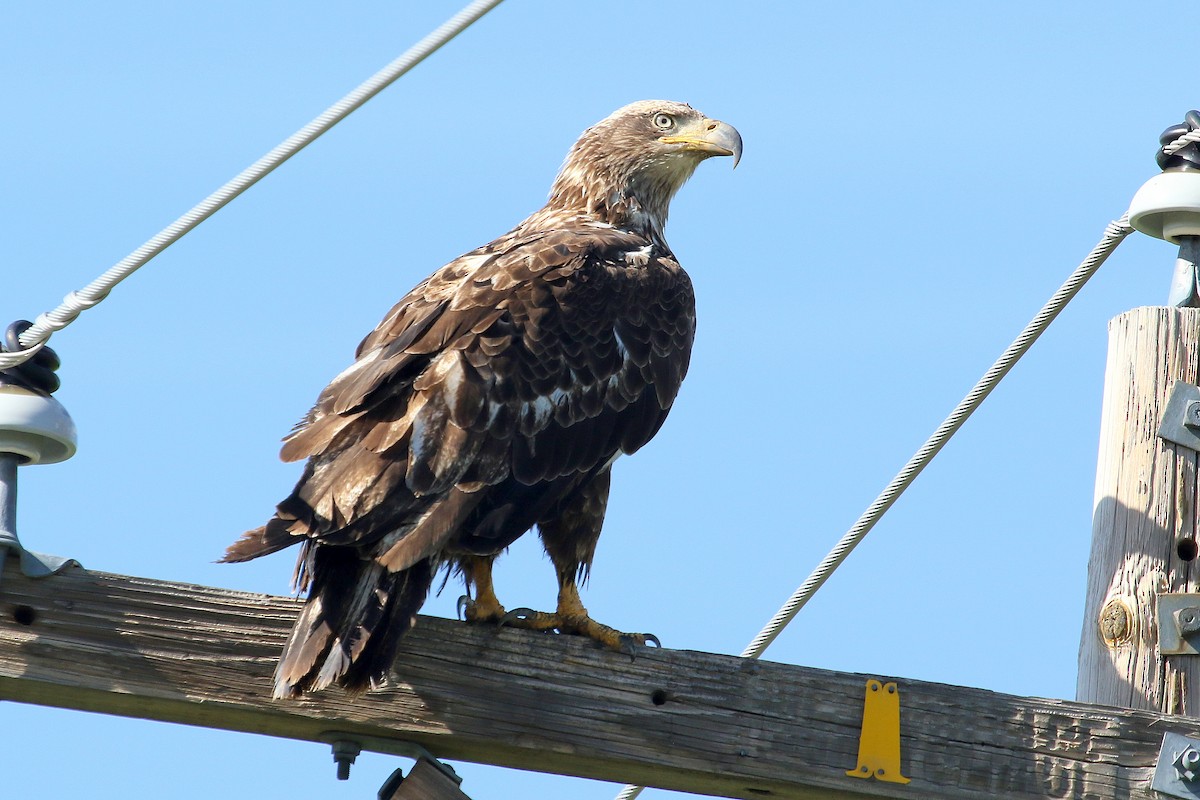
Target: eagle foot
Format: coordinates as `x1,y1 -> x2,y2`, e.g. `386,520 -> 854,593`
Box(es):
501,607 -> 660,656
457,593 -> 507,624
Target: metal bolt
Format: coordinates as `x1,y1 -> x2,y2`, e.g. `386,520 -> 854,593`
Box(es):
1186,400 -> 1200,428
1099,598 -> 1134,647
332,740 -> 361,781
1174,746 -> 1200,781
1178,607 -> 1200,637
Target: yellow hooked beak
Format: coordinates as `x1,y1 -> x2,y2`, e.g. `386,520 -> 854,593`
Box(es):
659,117 -> 743,167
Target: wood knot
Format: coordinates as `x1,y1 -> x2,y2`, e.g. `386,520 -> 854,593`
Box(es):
1099,598 -> 1134,647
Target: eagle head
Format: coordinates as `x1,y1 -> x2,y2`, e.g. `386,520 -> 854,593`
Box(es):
544,100 -> 742,240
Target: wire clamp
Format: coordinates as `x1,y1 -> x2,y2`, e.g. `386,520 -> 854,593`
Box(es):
845,679 -> 910,785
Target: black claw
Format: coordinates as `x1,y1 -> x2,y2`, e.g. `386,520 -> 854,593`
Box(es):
456,595 -> 471,621
500,607 -> 537,627
618,632 -> 661,659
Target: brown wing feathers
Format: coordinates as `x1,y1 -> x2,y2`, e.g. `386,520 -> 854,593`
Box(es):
221,227 -> 695,696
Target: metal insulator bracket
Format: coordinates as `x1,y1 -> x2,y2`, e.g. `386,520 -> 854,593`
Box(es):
0,386 -> 79,582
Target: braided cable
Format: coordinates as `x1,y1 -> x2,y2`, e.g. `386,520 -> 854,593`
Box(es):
1163,129 -> 1200,156
612,211 -> 1134,800
0,0 -> 505,370
739,212 -> 1132,658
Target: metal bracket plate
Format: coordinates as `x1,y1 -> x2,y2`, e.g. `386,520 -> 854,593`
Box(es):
845,679 -> 910,784
1152,731 -> 1200,799
1158,381 -> 1200,451
379,758 -> 473,800
1158,594 -> 1200,655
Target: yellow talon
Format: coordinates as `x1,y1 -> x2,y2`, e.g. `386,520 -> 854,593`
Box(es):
459,557 -> 506,623
500,583 -> 660,653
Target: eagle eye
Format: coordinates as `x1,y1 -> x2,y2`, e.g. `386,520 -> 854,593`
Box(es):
652,113 -> 675,130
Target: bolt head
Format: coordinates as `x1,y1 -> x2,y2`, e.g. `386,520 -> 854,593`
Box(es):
1187,401 -> 1200,427
1174,747 -> 1200,781
1179,607 -> 1200,636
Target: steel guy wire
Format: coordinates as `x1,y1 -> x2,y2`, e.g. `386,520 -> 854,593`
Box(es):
612,212 -> 1135,800
0,0 -> 505,371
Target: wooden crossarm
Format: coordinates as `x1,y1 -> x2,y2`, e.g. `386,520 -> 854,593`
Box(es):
0,557 -> 1190,799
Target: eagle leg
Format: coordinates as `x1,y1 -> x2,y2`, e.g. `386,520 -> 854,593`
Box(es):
498,469 -> 658,653
502,581 -> 660,655
457,555 -> 507,624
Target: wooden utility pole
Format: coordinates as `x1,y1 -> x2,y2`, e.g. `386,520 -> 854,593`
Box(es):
1078,307 -> 1200,713
2,557 -> 1198,799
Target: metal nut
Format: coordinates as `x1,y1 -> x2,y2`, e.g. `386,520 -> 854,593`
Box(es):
1175,746 -> 1200,781
1179,607 -> 1200,637
1186,400 -> 1200,428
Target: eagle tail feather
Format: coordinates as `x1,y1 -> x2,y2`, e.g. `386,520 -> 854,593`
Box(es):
220,520 -> 299,563
272,549 -> 433,698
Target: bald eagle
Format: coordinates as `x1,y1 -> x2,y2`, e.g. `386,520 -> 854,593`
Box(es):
224,100 -> 742,698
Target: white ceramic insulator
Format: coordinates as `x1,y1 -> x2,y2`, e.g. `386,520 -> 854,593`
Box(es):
0,386 -> 77,464
1129,171 -> 1200,244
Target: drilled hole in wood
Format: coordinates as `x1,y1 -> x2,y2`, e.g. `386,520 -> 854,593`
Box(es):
1180,539 -> 1199,562
650,689 -> 668,706
12,605 -> 36,626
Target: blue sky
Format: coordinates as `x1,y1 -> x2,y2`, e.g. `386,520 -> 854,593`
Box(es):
1,2 -> 1194,798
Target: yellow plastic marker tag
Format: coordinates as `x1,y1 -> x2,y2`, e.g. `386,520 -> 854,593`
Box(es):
845,679 -> 911,784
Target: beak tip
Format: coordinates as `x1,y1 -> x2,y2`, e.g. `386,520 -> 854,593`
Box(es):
719,122 -> 743,170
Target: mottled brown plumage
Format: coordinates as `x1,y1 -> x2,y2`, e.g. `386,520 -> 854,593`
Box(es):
223,100 -> 741,698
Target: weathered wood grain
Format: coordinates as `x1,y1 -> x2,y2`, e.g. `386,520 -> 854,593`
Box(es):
1078,307 -> 1200,714
0,557 -> 1193,799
